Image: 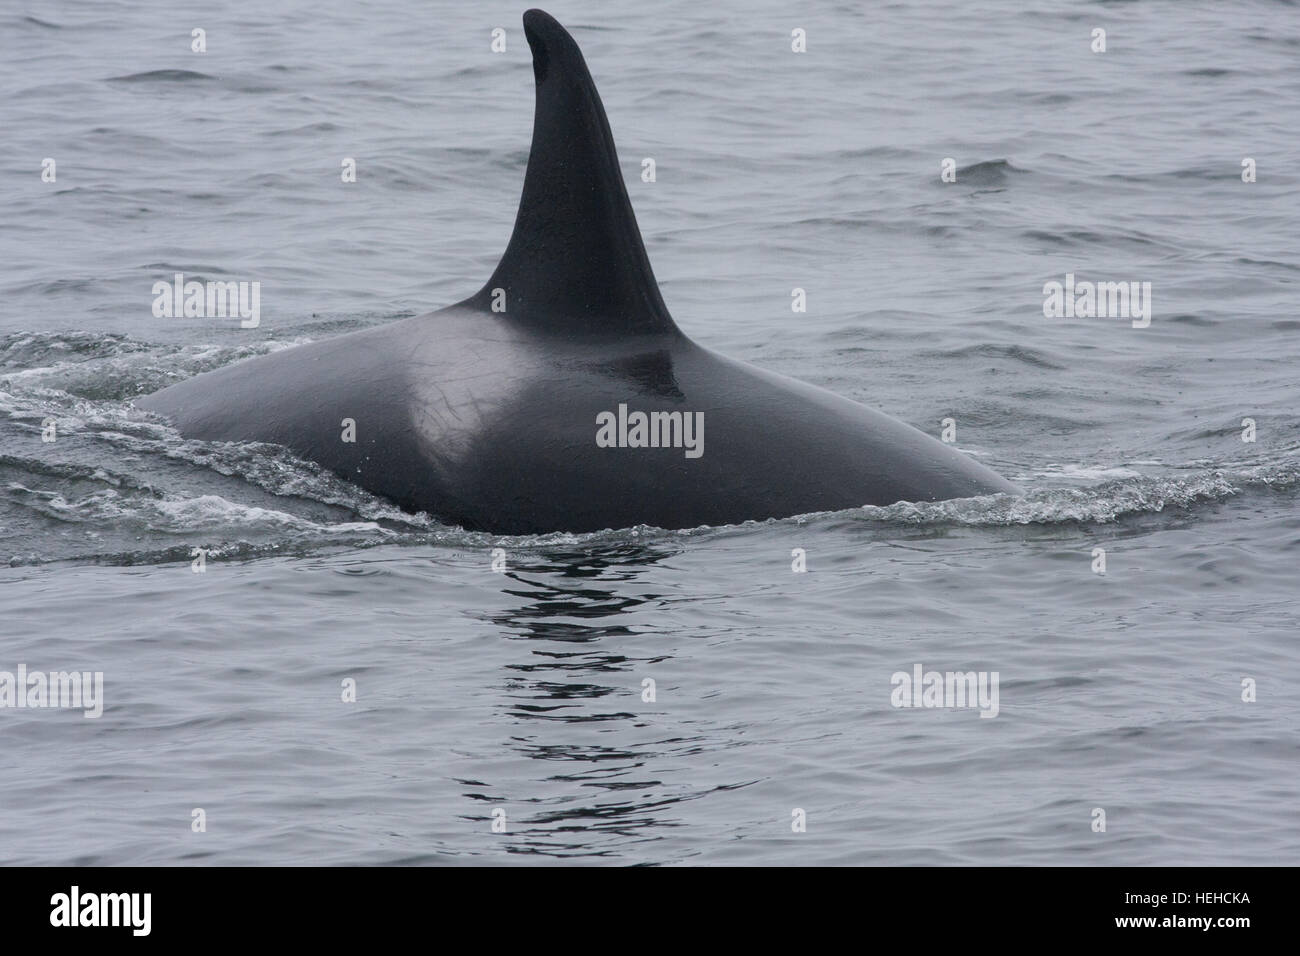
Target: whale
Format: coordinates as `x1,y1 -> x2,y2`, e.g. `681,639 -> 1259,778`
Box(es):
137,8 -> 1020,535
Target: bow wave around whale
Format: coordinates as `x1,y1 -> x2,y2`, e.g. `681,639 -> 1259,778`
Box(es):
137,8 -> 1020,534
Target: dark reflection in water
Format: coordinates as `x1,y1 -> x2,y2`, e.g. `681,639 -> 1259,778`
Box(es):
491,543 -> 675,641
491,543 -> 675,720
461,543 -> 752,860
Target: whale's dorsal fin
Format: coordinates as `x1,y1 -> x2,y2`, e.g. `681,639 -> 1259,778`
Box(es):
467,9 -> 679,337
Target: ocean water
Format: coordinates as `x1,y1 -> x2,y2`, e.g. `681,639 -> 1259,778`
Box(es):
2,0 -> 1298,865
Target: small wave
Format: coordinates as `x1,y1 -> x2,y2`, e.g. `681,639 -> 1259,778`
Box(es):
1101,165 -> 1234,184
0,330 -> 304,401
1021,227 -> 1176,253
107,69 -> 217,83
1031,463 -> 1145,481
918,343 -> 1066,371
954,159 -> 1022,187
6,484 -> 385,536
265,122 -> 343,137
843,464 -> 1297,527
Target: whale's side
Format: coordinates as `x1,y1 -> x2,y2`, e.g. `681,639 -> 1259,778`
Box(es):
138,8 -> 1020,534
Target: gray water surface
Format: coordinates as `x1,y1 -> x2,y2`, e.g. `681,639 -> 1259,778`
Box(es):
2,0 -> 1298,865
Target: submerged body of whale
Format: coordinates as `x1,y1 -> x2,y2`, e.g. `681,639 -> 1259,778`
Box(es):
139,9 -> 1019,534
